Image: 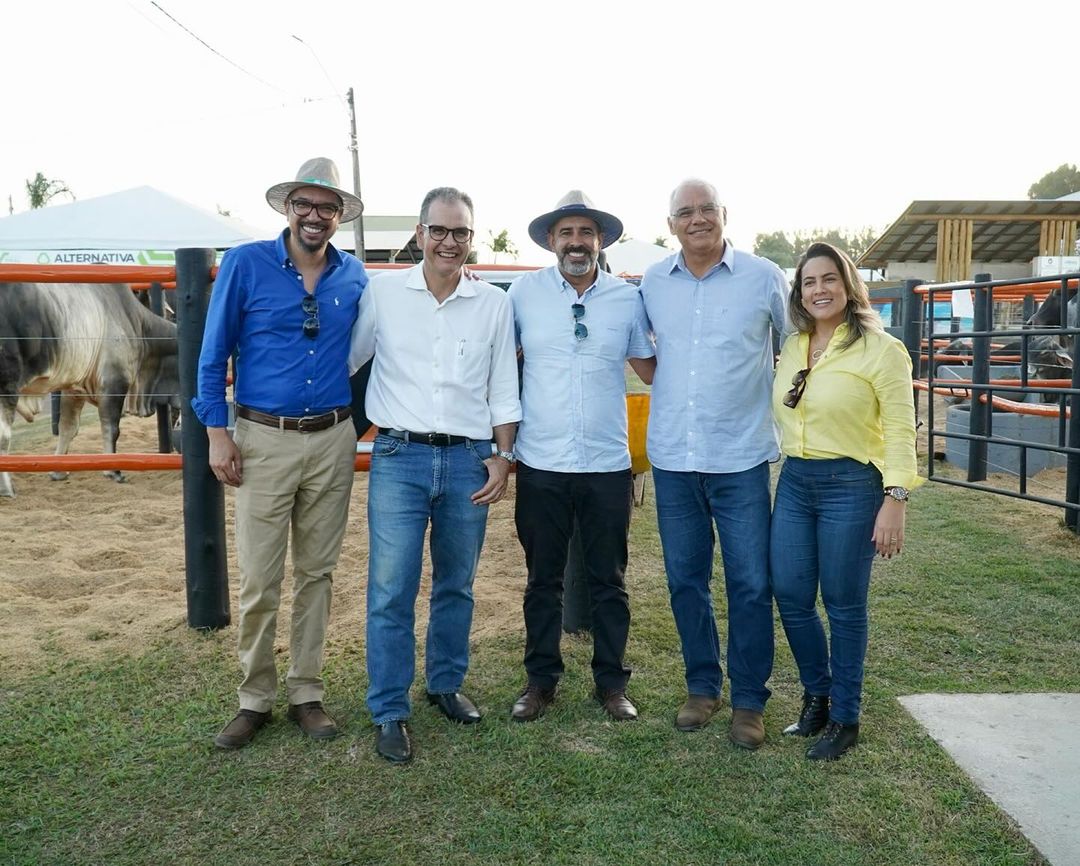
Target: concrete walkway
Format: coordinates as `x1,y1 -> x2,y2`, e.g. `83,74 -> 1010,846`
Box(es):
899,693 -> 1080,866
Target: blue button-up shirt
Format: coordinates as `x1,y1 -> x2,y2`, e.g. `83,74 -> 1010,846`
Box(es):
192,230 -> 368,427
640,243 -> 789,473
510,266 -> 654,472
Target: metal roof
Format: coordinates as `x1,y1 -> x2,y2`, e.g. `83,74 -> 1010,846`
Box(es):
857,199 -> 1080,268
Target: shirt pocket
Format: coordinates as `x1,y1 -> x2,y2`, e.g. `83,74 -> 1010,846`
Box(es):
453,340 -> 491,381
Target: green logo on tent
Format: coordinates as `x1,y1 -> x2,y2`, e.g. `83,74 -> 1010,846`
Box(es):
37,252 -> 51,264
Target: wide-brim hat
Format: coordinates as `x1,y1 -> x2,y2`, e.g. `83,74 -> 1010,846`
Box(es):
265,157 -> 364,223
528,190 -> 623,251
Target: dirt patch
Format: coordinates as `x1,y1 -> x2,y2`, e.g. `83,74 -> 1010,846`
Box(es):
0,414 -> 527,673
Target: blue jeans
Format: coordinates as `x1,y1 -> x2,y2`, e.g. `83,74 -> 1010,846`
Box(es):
769,457 -> 881,725
652,463 -> 773,712
365,434 -> 492,725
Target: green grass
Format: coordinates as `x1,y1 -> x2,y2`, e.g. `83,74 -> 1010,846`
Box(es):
2,478 -> 1078,865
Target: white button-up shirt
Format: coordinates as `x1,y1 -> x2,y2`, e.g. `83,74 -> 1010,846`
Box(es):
348,264 -> 521,440
640,243 -> 790,473
510,267 -> 654,472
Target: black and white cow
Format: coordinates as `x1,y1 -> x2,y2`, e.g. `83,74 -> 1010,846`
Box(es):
0,283 -> 180,497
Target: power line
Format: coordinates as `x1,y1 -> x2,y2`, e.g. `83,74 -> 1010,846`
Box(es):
149,1 -> 286,93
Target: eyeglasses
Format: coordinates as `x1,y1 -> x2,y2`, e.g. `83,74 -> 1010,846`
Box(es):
288,198 -> 342,220
782,368 -> 809,409
301,295 -> 319,339
422,224 -> 474,244
671,203 -> 721,222
572,303 -> 588,340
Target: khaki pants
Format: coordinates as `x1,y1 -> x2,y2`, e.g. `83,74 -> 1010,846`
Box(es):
232,417 -> 356,712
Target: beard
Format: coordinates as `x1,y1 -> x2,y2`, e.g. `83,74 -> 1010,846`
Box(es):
558,246 -> 597,277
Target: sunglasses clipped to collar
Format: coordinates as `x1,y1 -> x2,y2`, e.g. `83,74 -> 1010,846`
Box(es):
783,367 -> 809,409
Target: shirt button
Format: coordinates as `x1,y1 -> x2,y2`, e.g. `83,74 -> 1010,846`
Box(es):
693,339 -> 698,344
695,309 -> 701,314
690,371 -> 695,376
689,401 -> 694,406
306,379 -> 312,384
309,350 -> 315,355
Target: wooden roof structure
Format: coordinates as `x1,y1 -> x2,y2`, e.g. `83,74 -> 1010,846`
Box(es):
857,199 -> 1080,282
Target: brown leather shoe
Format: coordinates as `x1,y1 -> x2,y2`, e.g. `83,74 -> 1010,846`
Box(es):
287,701 -> 339,740
730,708 -> 765,750
594,687 -> 639,721
675,694 -> 722,731
511,684 -> 557,722
214,709 -> 271,750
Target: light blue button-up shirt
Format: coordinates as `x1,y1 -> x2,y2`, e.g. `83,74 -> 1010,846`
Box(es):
640,243 -> 789,473
510,267 -> 654,472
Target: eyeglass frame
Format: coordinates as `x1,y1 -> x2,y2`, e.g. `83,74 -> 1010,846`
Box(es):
571,302 -> 588,341
288,197 -> 343,220
670,203 -> 722,222
301,294 -> 320,339
782,367 -> 809,409
420,223 -> 475,244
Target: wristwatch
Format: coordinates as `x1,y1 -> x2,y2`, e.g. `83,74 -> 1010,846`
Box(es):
496,449 -> 516,465
884,486 -> 910,502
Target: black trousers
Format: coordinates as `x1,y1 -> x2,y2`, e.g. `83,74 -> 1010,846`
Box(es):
514,463 -> 633,691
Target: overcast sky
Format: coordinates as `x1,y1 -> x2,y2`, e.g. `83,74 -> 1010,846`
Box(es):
3,0 -> 1077,263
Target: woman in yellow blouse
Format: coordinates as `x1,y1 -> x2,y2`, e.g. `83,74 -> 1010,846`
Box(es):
770,242 -> 921,761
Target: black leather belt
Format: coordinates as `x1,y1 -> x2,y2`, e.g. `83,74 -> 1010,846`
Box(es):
237,404 -> 351,433
378,427 -> 473,446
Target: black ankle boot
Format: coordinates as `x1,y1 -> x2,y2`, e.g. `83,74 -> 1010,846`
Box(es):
807,719 -> 859,761
783,692 -> 829,737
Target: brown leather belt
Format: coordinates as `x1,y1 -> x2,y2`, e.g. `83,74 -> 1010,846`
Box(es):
378,427 -> 473,446
236,404 -> 351,433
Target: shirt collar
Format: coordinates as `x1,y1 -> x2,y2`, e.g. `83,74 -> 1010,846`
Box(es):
670,240 -> 736,277
405,262 -> 478,298
275,228 -> 343,273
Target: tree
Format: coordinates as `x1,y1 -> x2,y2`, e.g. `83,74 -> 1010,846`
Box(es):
25,172 -> 75,209
754,227 -> 879,267
1027,163 -> 1080,200
484,229 -> 518,263
653,236 -> 669,249
216,204 -> 232,217
753,231 -> 796,268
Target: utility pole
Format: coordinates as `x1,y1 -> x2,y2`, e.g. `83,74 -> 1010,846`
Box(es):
347,87 -> 365,261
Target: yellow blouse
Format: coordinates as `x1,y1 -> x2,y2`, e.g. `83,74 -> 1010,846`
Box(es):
772,324 -> 924,490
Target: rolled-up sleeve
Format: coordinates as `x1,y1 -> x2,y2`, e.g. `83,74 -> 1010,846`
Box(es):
487,293 -> 523,427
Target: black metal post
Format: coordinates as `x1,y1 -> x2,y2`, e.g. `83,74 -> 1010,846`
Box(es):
900,279 -> 924,415
176,248 -> 230,629
562,520 -> 592,634
968,275 -> 992,482
148,282 -> 173,454
50,392 -> 61,436
1066,348 -> 1080,533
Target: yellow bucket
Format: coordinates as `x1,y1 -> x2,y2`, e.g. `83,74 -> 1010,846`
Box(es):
626,393 -> 651,476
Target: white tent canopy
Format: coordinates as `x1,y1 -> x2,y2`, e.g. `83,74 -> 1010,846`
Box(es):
0,186 -> 274,254
605,238 -> 673,276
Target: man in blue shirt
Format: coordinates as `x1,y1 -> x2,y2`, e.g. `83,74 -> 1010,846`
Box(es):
640,178 -> 789,749
508,191 -> 655,724
193,157 -> 368,749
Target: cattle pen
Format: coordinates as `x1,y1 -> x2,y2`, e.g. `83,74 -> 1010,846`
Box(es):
3,258 -> 1079,633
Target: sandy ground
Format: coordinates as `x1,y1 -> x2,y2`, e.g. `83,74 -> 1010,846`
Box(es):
0,413 -> 526,673
1,393 -> 1074,673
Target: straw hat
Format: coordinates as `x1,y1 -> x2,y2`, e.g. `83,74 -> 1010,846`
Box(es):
265,157 -> 364,223
528,190 -> 623,251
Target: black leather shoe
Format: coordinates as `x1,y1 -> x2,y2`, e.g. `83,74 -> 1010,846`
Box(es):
807,720 -> 859,761
426,691 -> 482,724
783,692 -> 830,737
594,687 -> 639,721
375,721 -> 412,763
511,684 -> 557,722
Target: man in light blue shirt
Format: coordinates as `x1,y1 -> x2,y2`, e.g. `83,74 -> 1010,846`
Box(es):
508,191 -> 655,723
640,178 -> 789,749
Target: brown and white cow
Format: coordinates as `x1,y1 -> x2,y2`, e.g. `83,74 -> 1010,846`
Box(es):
0,282 -> 180,497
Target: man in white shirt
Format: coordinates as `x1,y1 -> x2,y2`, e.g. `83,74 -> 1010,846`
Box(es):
508,191 -> 656,724
640,178 -> 789,750
348,187 -> 521,763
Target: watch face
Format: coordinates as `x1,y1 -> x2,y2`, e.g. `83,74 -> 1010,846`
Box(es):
888,487 -> 909,501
